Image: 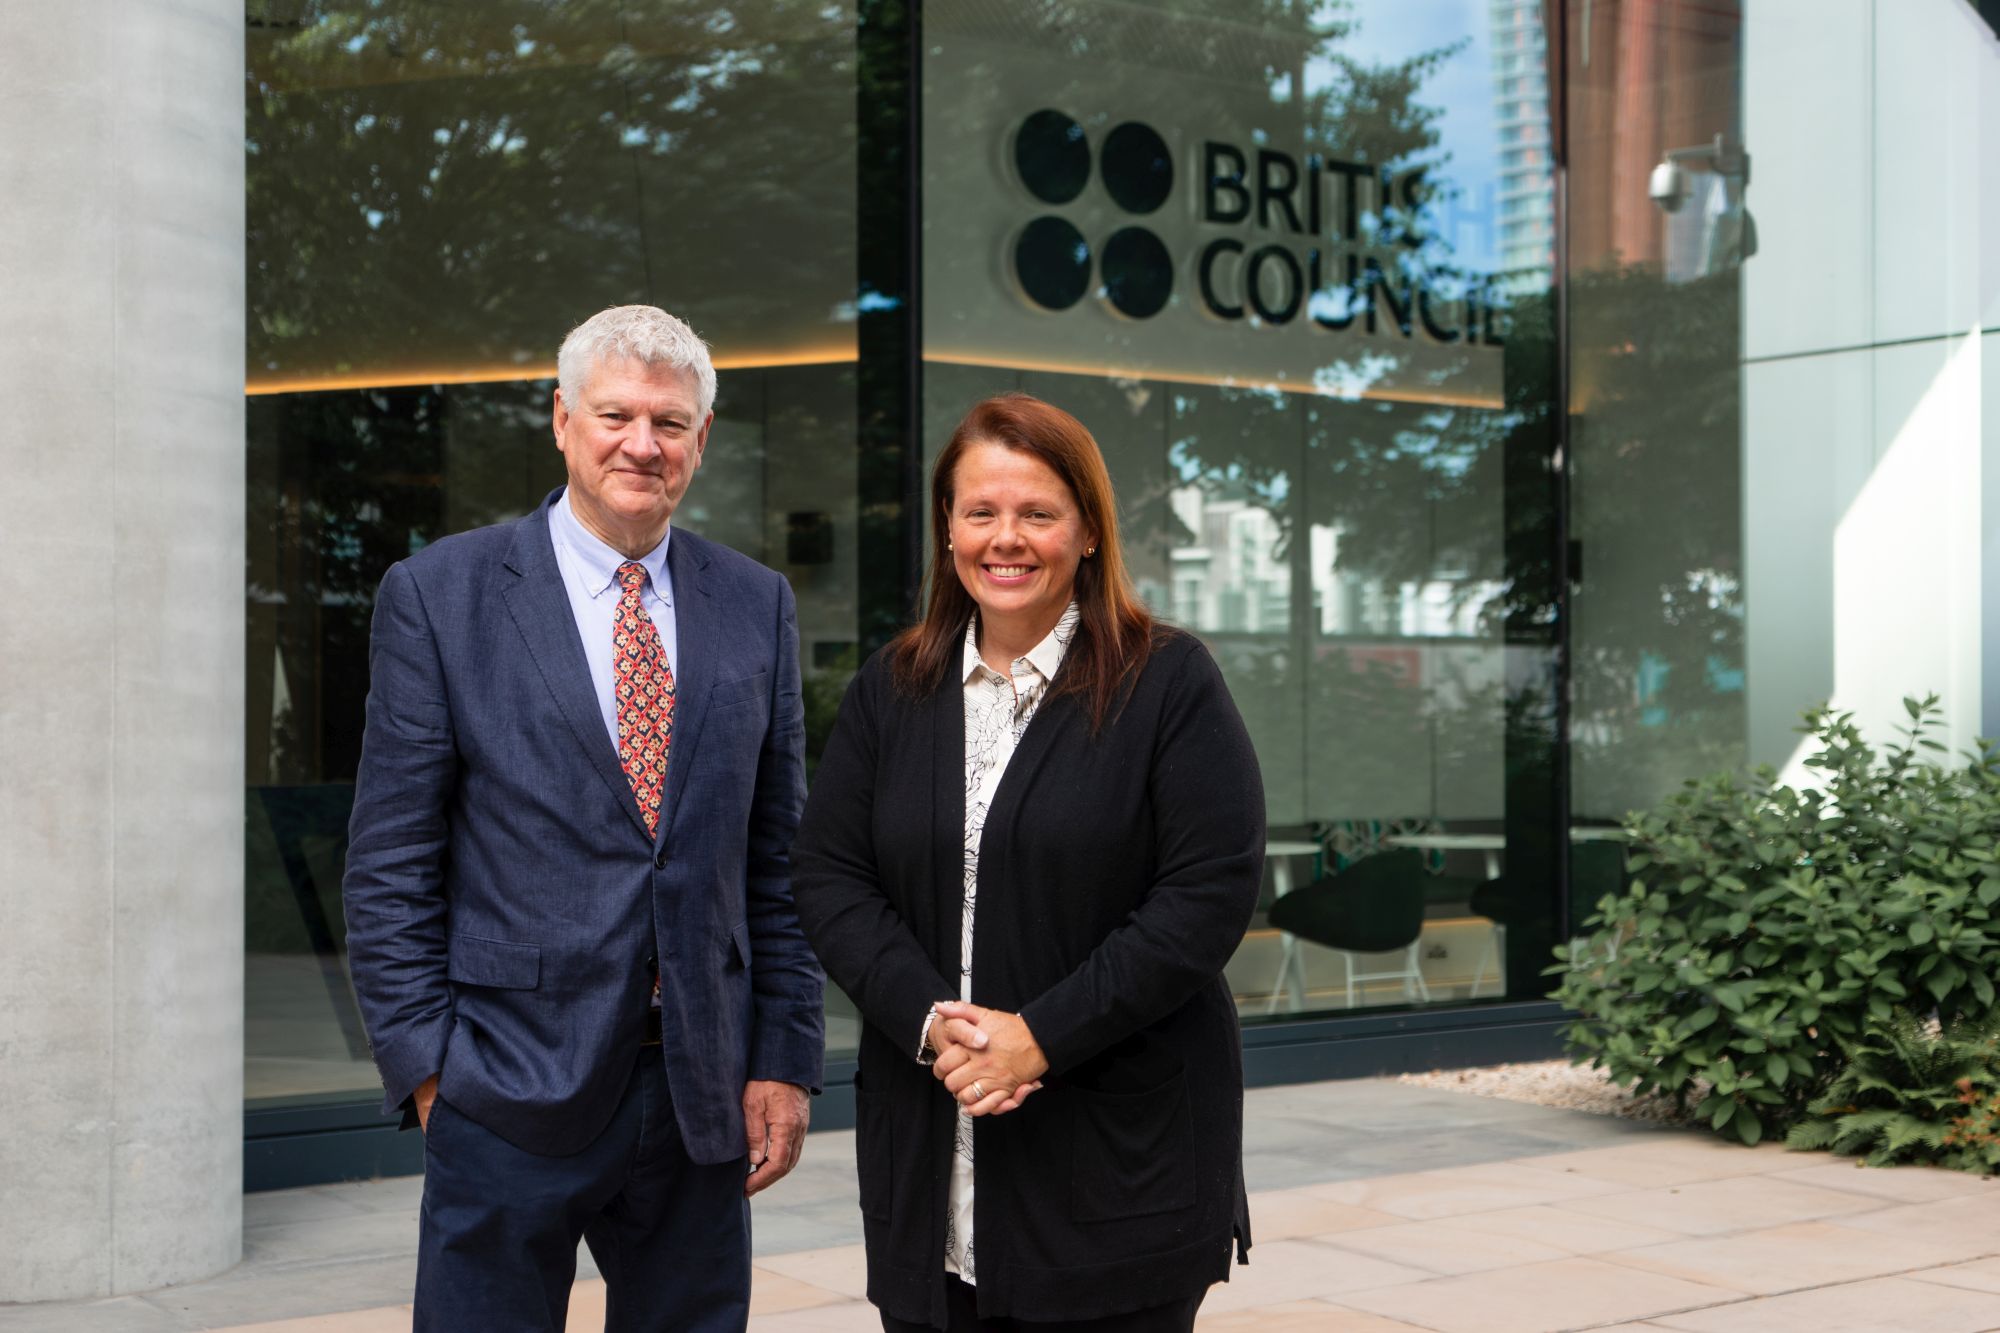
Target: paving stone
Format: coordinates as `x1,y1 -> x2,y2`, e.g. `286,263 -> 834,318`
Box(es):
1303,1160 -> 1624,1220
1829,1192 -> 2000,1266
1244,1189 -> 1401,1241
1200,1301 -> 1424,1330
563,1280 -> 605,1329
1647,1275 -> 2000,1331
12,1079 -> 1994,1331
239,1189 -> 375,1230
1198,1240 -> 1430,1312
135,1258 -> 418,1330
1316,1217 -> 1578,1276
1906,1257 -> 2000,1296
749,1268 -> 849,1317
0,1298 -> 189,1333
1600,1220 -> 1953,1296
754,1244 -> 870,1302
1522,1140 -> 1803,1190
1337,1256 -> 1739,1333
1769,1159 -> 1997,1205
220,1310 -> 414,1332
745,1301 -> 885,1331
305,1177 -> 425,1216
238,1212 -> 420,1268
1562,1174 -> 1882,1236
1443,1204 -> 1681,1255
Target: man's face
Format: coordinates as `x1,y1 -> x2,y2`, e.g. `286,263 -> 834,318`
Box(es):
552,357 -> 711,554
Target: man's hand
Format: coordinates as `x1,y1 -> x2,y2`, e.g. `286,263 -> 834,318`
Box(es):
743,1080 -> 811,1197
930,1001 -> 1049,1117
413,1074 -> 440,1131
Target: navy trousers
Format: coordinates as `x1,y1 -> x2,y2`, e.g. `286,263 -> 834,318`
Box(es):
415,1051 -> 750,1332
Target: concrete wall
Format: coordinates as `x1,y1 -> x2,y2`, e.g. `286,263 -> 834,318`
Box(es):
0,0 -> 246,1302
1741,0 -> 1998,776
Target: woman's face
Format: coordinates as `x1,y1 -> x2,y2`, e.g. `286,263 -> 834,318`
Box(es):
947,440 -> 1096,641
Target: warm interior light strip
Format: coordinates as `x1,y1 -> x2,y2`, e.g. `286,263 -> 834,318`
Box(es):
245,346 -> 860,396
246,346 -> 1504,411
247,364 -> 558,395
925,349 -> 1507,410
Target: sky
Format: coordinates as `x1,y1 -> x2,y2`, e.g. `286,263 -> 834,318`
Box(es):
1308,0 -> 1514,273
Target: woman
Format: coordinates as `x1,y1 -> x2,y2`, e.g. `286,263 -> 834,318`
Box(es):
793,394 -> 1266,1332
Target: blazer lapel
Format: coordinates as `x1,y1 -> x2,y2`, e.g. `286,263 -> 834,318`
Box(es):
500,497 -> 652,841
654,531 -> 715,844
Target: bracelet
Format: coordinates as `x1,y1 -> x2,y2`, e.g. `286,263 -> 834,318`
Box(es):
915,1008 -> 941,1066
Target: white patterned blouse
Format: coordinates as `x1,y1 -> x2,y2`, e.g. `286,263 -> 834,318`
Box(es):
944,601 -> 1079,1283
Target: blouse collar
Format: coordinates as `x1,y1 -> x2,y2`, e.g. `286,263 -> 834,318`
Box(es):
961,602 -> 1081,685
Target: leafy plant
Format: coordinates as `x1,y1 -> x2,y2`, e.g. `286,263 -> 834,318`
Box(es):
1784,1008 -> 2000,1172
1552,696 -> 2000,1146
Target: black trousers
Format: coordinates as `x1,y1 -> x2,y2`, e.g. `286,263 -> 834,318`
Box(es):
880,1275 -> 1203,1333
414,1051 -> 750,1332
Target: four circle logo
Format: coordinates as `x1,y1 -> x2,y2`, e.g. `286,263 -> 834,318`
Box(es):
1011,110 -> 1176,320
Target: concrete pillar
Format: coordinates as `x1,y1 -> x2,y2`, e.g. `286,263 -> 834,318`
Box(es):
0,0 -> 245,1302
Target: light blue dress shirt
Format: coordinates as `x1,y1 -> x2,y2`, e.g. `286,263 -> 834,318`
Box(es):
547,487 -> 679,760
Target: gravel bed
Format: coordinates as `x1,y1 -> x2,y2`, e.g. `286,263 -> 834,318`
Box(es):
1397,1059 -> 1700,1125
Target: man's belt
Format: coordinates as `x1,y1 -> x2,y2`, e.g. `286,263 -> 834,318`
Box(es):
641,1007 -> 663,1046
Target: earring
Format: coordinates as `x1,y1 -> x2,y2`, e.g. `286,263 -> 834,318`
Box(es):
947,541 -> 954,551
1086,546 -> 1097,557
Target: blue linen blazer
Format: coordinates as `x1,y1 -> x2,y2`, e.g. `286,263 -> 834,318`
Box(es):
342,488 -> 825,1161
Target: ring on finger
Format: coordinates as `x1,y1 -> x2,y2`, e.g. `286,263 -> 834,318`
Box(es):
971,1080 -> 986,1101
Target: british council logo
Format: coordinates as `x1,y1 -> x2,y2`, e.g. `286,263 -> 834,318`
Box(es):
1009,110 -> 1175,321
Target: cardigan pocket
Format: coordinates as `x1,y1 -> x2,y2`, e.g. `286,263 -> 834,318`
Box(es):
1068,1071 -> 1197,1222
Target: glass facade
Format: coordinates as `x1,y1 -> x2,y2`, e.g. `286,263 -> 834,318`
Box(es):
1564,0 -> 1746,825
243,0 -> 864,1105
244,0 -> 1994,1155
239,0 -> 1574,1117
920,0 -> 1561,1022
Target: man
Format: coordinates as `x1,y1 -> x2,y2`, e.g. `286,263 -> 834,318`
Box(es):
343,305 -> 825,1332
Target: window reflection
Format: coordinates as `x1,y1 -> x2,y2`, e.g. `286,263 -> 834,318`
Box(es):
245,0 -> 859,391
242,0 -> 1593,1118
1564,0 -> 1747,821
243,0 -> 861,1105
923,0 -> 1559,1017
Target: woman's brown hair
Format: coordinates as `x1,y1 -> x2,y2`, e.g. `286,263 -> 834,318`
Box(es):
889,393 -> 1154,730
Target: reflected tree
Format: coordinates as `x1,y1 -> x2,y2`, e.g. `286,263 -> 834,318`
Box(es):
1567,261 -> 1744,813
246,0 -> 858,383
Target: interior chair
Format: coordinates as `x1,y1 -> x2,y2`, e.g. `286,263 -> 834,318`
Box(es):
1466,839 -> 1627,997
1267,848 -> 1472,1010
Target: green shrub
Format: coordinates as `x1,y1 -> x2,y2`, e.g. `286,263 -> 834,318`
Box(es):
1552,696 -> 2000,1147
1785,1008 -> 2000,1172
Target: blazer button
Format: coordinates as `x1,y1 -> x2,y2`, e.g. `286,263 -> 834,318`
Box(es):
644,953 -> 658,972
654,849 -> 668,869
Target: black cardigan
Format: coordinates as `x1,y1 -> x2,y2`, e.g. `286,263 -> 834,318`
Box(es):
792,627 -> 1266,1326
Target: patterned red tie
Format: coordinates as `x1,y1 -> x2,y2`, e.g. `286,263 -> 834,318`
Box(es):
613,561 -> 675,836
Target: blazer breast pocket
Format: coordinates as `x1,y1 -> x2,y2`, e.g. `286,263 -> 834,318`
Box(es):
709,671 -> 769,710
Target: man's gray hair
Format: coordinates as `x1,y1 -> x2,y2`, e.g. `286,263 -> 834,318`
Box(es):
557,305 -> 717,419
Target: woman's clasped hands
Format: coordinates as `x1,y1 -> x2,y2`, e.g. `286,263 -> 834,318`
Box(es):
926,1000 -> 1050,1117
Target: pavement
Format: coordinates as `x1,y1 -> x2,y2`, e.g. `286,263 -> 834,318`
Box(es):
8,1077 -> 2000,1332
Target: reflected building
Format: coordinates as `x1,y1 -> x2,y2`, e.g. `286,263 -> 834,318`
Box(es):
1491,0 -> 1555,288
1168,486 -> 1292,634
